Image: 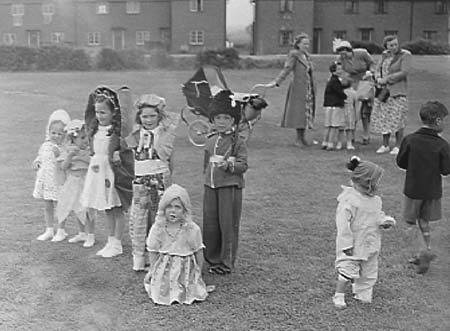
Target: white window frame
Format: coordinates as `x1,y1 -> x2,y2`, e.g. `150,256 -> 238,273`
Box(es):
279,0 -> 294,13
189,0 -> 204,12
42,3 -> 55,15
126,1 -> 140,14
435,0 -> 448,14
88,32 -> 101,45
333,30 -> 347,40
136,30 -> 150,45
11,4 -> 24,16
279,30 -> 293,46
13,15 -> 23,27
28,31 -> 41,47
189,30 -> 204,45
423,30 -> 437,40
3,33 -> 16,45
96,2 -> 109,14
359,28 -> 373,41
51,32 -> 64,44
43,14 -> 53,24
375,0 -> 387,14
344,0 -> 358,14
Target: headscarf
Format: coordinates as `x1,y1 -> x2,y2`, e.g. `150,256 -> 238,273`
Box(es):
347,156 -> 384,196
45,109 -> 71,141
154,184 -> 193,224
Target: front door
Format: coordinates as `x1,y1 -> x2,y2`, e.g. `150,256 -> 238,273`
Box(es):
112,29 -> 125,50
28,30 -> 40,47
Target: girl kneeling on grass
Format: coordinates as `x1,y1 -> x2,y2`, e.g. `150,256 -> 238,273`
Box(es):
144,184 -> 215,305
333,156 -> 395,308
52,120 -> 96,246
33,109 -> 71,241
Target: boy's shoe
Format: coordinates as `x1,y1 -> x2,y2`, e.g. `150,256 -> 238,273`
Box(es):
376,145 -> 390,154
346,143 -> 355,150
321,141 -> 328,150
37,228 -> 54,241
68,232 -> 87,243
389,146 -> 399,155
335,142 -> 343,150
133,255 -> 146,271
83,234 -> 95,248
415,250 -> 436,275
333,293 -> 347,309
96,236 -> 113,256
51,229 -> 67,242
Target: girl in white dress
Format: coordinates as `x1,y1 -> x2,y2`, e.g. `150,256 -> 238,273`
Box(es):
80,87 -> 127,258
33,109 -> 71,241
52,120 -> 96,247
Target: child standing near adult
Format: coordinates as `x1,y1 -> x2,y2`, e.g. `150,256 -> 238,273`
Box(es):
322,62 -> 347,151
52,120 -> 96,246
33,109 -> 71,241
396,101 -> 450,267
125,94 -> 178,271
333,156 -> 395,308
203,90 -> 248,274
144,184 -> 214,305
81,86 -> 133,258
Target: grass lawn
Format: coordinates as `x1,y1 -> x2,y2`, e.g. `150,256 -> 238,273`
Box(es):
1,56 -> 450,331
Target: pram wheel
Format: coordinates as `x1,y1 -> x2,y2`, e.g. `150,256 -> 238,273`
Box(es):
238,120 -> 253,142
188,119 -> 211,147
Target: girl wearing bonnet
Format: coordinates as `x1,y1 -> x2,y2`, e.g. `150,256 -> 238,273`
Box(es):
333,156 -> 395,308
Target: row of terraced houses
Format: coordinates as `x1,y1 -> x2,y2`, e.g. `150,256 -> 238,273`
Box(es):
0,0 -> 449,54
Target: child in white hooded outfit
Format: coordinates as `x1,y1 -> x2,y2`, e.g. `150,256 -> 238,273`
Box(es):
333,156 -> 395,308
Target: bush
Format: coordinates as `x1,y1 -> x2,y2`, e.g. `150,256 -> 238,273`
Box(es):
196,47 -> 240,69
350,40 -> 384,54
148,48 -> 172,68
401,38 -> 450,55
0,46 -> 91,71
96,48 -> 126,70
116,49 -> 149,70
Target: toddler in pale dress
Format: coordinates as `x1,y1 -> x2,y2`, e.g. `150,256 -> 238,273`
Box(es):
51,120 -> 96,247
333,156 -> 395,308
33,109 -> 71,241
80,86 -> 131,258
144,184 -> 215,305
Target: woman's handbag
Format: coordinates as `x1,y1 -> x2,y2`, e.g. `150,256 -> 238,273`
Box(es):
356,80 -> 375,101
375,86 -> 390,102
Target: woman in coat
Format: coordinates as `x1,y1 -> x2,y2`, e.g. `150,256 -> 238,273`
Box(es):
371,35 -> 412,155
266,33 -> 316,146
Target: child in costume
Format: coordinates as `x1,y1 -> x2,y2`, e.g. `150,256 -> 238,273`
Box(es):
32,109 -> 71,241
144,184 -> 214,305
396,101 -> 450,273
125,94 -> 178,271
52,120 -> 96,246
203,90 -> 248,274
80,86 -> 134,258
333,156 -> 395,308
322,62 -> 347,151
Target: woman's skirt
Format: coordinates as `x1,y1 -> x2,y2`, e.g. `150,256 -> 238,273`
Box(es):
371,96 -> 408,134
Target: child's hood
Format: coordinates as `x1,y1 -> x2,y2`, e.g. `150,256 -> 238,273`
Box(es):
46,109 -> 71,141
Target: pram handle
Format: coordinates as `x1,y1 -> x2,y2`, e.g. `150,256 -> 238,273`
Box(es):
250,84 -> 268,97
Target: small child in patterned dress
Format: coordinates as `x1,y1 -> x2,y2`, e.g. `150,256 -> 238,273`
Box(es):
33,109 -> 71,241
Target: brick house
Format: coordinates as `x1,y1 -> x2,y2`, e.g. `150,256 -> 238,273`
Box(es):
0,0 -> 226,53
252,0 -> 450,54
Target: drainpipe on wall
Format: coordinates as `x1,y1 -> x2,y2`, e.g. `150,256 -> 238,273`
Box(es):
409,0 -> 414,41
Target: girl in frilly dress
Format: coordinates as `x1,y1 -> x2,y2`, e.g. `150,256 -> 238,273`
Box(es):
144,184 -> 215,305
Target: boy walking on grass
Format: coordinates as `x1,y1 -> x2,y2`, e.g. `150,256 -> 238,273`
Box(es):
396,101 -> 450,273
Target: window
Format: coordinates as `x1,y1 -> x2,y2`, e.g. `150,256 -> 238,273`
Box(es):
51,32 -> 64,44
88,32 -> 101,45
43,14 -> 53,24
423,30 -> 437,40
3,33 -> 16,45
136,30 -> 150,45
279,30 -> 293,46
13,15 -> 23,27
375,0 -> 387,14
280,0 -> 294,13
189,30 -> 204,45
189,0 -> 204,12
345,0 -> 358,13
359,28 -> 373,41
384,30 -> 397,36
42,3 -> 55,15
333,30 -> 347,40
96,2 -> 109,14
11,4 -> 24,16
435,0 -> 448,14
126,1 -> 140,14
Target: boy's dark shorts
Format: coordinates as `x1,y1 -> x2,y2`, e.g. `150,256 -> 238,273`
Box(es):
403,196 -> 441,225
